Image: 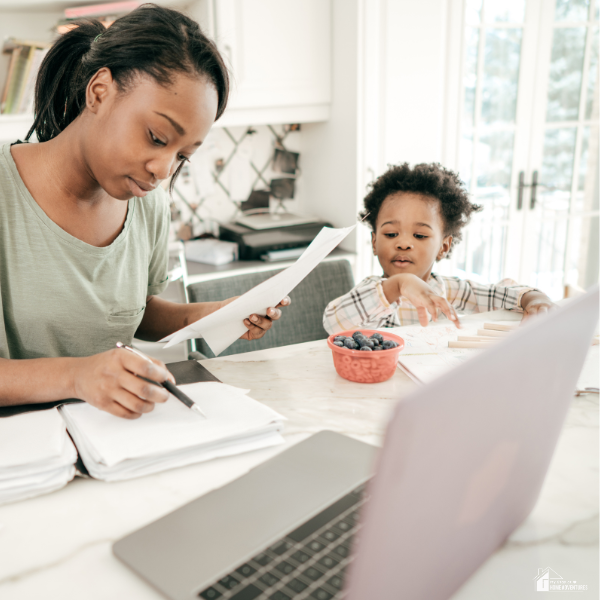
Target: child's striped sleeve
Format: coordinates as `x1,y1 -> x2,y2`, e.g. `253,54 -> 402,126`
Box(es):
322,276 -> 397,335
442,276 -> 538,314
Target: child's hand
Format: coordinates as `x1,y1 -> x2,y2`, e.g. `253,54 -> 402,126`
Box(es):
521,292 -> 556,323
382,274 -> 461,328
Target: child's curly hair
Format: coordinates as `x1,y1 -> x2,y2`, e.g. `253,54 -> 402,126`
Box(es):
359,163 -> 481,256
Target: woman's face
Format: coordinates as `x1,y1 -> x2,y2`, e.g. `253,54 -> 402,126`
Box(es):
83,69 -> 218,200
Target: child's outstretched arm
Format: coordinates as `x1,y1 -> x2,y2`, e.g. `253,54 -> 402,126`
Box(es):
382,274 -> 461,328
443,276 -> 554,321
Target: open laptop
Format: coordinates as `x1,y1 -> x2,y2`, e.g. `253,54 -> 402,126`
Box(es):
113,287 -> 599,600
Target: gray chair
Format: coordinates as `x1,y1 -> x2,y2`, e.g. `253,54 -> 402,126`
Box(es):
187,259 -> 354,358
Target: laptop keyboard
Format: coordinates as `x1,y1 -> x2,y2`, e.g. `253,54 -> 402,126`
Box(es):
197,483 -> 368,600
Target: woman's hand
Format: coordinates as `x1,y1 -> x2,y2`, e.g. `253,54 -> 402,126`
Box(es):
521,291 -> 556,323
72,349 -> 176,419
219,296 -> 292,341
382,274 -> 460,328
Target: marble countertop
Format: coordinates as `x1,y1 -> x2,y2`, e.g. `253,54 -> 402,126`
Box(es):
0,312 -> 597,600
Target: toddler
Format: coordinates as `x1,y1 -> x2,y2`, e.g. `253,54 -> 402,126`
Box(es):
323,163 -> 554,334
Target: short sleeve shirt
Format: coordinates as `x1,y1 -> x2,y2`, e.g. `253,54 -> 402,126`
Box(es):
0,142 -> 170,359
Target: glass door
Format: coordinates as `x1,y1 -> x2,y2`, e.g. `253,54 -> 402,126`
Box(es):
454,0 -> 529,283
453,0 -> 599,299
521,0 -> 599,298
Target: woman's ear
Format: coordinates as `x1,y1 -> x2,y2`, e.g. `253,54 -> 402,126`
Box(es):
371,231 -> 377,256
436,235 -> 453,260
86,67 -> 116,113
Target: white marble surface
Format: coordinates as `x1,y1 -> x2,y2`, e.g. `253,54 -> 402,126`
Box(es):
0,311 -> 597,600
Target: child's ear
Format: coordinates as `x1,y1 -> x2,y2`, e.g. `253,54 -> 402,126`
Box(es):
436,235 -> 452,260
371,231 -> 377,256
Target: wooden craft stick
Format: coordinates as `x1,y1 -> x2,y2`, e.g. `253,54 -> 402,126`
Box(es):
458,335 -> 499,342
477,329 -> 509,337
483,322 -> 518,332
449,340 -> 495,349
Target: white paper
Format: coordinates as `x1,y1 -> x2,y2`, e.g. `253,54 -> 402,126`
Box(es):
59,382 -> 286,481
391,320 -> 515,384
162,225 -> 356,354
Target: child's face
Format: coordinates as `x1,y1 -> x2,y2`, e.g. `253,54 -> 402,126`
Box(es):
371,192 -> 452,280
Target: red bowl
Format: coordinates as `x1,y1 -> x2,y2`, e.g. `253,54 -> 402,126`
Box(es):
327,329 -> 404,383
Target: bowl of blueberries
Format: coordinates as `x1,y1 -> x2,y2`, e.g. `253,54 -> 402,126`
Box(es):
327,329 -> 404,383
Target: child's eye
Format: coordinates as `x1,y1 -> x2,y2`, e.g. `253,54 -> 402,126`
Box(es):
178,154 -> 190,163
414,234 -> 428,239
384,233 -> 398,238
150,131 -> 166,146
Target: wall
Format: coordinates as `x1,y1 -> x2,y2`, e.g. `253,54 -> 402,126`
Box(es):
301,0 -> 453,279
382,0 -> 449,166
301,0 -> 361,254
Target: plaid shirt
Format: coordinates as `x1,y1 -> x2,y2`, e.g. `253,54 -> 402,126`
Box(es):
323,273 -> 536,334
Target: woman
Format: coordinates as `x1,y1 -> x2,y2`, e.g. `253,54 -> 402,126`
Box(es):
0,4 -> 289,418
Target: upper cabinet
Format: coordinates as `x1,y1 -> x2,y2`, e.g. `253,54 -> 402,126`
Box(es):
194,0 -> 331,126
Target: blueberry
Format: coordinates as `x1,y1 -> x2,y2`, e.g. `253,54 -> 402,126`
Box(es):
359,346 -> 372,351
372,333 -> 384,342
334,336 -> 346,343
371,338 -> 380,347
373,346 -> 384,351
382,340 -> 395,349
352,331 -> 365,340
333,341 -> 345,347
359,339 -> 374,348
344,339 -> 358,349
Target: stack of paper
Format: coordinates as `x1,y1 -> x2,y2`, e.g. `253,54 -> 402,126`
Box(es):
59,382 -> 286,482
162,225 -> 355,355
0,409 -> 77,505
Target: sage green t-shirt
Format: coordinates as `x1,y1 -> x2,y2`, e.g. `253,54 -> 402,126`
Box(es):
0,143 -> 170,359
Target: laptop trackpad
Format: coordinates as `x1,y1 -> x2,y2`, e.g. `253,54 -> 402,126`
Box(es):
113,431 -> 376,600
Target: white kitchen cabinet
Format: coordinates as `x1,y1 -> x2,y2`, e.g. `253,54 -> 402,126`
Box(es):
204,0 -> 332,126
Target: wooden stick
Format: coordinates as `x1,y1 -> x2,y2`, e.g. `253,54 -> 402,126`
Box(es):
477,329 -> 509,337
458,335 -> 499,342
483,322 -> 518,332
449,340 -> 495,349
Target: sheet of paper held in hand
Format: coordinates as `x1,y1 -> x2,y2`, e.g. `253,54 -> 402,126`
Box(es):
161,225 -> 356,355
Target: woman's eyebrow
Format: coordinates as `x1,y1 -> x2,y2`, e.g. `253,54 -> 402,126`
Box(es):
154,111 -> 185,136
415,222 -> 433,230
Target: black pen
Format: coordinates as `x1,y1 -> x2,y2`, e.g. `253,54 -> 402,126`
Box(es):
116,342 -> 207,418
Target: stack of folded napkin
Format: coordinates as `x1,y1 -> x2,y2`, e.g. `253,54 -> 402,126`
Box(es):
0,409 -> 77,505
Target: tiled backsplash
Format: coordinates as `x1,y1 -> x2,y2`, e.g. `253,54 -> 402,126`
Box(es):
169,123 -> 304,241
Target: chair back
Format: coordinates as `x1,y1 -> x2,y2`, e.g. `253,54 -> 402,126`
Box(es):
187,259 -> 354,357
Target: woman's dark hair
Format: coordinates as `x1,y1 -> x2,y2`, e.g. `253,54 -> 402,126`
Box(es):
26,3 -> 229,191
359,162 -> 481,256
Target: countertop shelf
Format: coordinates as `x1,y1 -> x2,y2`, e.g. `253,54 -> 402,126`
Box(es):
184,247 -> 355,286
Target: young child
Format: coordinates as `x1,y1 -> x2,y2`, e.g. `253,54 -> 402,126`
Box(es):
323,163 -> 554,334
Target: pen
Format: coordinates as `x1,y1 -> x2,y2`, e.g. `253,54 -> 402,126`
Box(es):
116,342 -> 207,418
